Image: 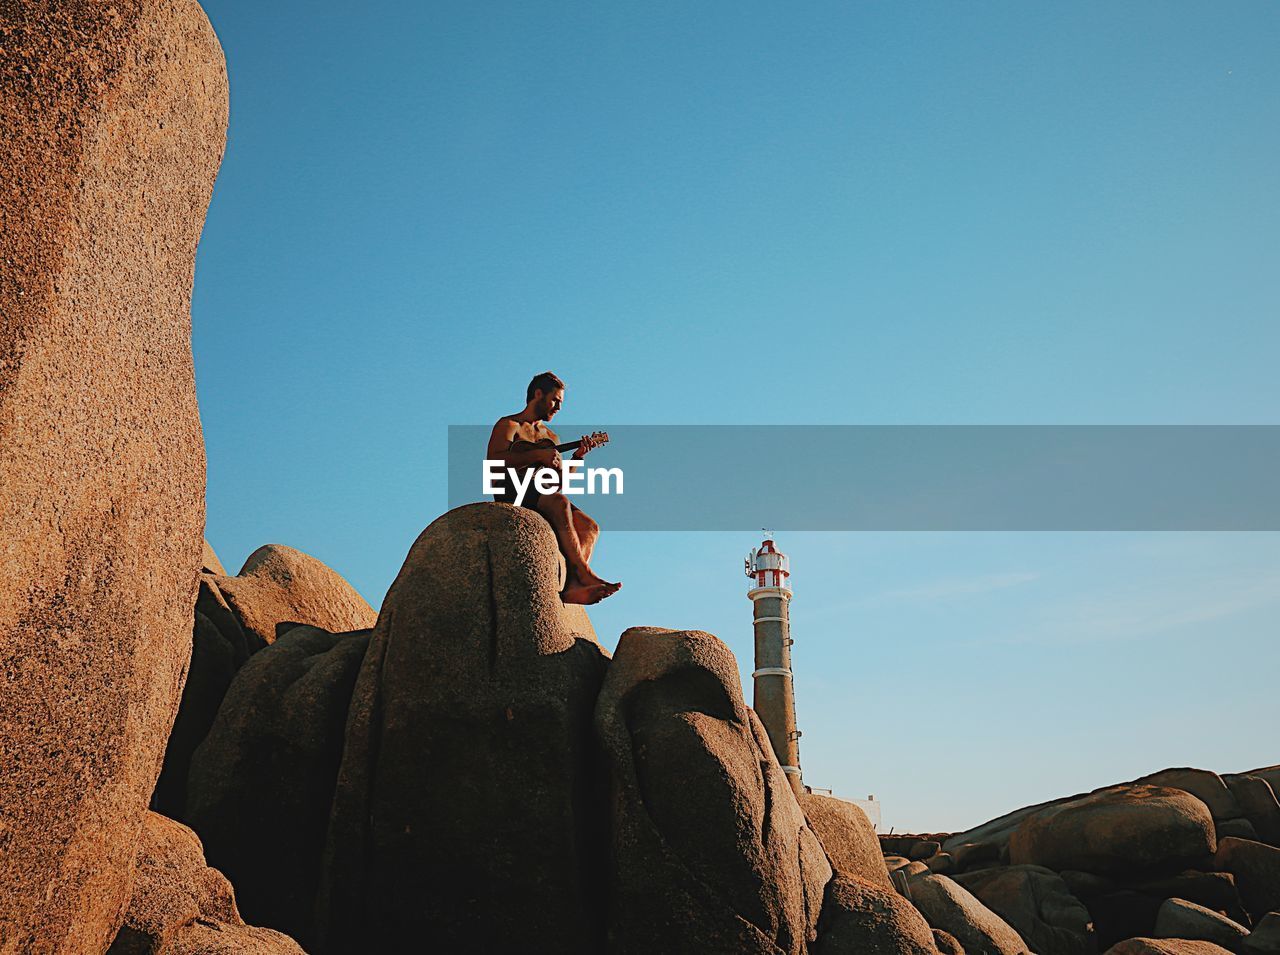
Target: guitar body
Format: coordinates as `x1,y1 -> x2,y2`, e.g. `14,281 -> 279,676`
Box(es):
492,431 -> 610,504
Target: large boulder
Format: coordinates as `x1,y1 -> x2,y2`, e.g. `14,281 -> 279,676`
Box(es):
317,503 -> 610,953
1010,785 -> 1216,875
800,792 -> 894,891
185,625 -> 370,950
810,876 -> 938,954
953,864 -> 1094,955
906,873 -> 1029,955
1135,770 -> 1243,829
0,1 -> 226,951
594,625 -> 831,954
210,544 -> 377,650
106,812 -> 304,955
1226,775 -> 1280,847
1153,898 -> 1249,949
1214,838 -> 1280,923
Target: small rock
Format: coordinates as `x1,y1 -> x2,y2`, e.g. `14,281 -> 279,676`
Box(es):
906,873 -> 1029,955
933,928 -> 967,954
1242,912 -> 1280,953
1154,898 -> 1249,948
811,876 -> 938,954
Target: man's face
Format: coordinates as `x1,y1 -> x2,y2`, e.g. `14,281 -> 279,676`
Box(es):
536,387 -> 564,421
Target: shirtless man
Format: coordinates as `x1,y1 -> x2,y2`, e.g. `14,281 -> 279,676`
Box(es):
487,371 -> 621,605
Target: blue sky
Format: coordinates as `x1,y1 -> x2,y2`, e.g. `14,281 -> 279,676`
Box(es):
193,1 -> 1279,831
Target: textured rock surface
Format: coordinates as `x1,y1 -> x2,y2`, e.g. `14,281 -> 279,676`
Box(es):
595,626 -> 831,954
1214,837 -> 1280,923
210,544 -> 376,650
932,928 -> 967,954
318,503 -> 609,953
1153,898 -> 1249,948
1103,939 -> 1235,955
1135,770 -> 1242,827
954,864 -> 1094,955
201,539 -> 227,576
907,873 -> 1030,955
186,625 -> 370,950
1242,912 -> 1280,953
1226,774 -> 1280,847
106,812 -> 304,955
800,792 -> 894,891
1010,785 -> 1216,875
0,1 -> 227,950
809,876 -> 937,954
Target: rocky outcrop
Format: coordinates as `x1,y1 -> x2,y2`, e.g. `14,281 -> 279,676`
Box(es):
209,544 -> 377,651
184,625 -> 370,950
800,792 -> 894,891
1010,786 -> 1217,875
953,864 -> 1094,955
1214,838 -> 1280,923
106,812 -> 303,955
810,877 -> 938,954
318,503 -> 610,953
905,873 -> 1029,955
1134,770 -> 1243,832
1225,774 -> 1280,847
202,539 -> 228,577
0,0 -> 226,950
1152,898 -> 1249,949
595,625 -> 830,954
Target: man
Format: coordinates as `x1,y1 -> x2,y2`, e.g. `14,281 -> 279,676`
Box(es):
486,371 -> 621,605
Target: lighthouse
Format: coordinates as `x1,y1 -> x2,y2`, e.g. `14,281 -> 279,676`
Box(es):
745,534 -> 803,795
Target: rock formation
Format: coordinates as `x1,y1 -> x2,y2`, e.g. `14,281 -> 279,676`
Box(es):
207,543 -> 377,651
595,626 -> 831,954
953,864 -> 1094,955
186,625 -> 371,950
317,503 -> 611,953
1009,785 -> 1217,875
105,812 -> 303,955
0,0 -> 227,950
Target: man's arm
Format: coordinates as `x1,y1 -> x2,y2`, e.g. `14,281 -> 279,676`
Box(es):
486,419 -> 556,469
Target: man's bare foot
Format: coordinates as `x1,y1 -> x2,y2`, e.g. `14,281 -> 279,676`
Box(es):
562,580 -> 622,605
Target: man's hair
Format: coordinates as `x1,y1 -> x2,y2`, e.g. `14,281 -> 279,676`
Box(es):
527,371 -> 565,403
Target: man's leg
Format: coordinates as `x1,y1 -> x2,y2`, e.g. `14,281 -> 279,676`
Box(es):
571,505 -> 599,563
534,492 -> 618,603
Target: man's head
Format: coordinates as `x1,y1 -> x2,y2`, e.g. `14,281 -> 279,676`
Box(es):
526,371 -> 565,421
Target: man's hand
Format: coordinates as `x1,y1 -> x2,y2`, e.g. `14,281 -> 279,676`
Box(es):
571,436 -> 589,460
536,448 -> 562,469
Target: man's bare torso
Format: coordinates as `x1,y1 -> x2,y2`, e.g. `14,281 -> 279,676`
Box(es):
498,415 -> 558,449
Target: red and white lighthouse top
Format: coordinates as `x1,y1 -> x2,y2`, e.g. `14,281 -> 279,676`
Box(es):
745,537 -> 791,593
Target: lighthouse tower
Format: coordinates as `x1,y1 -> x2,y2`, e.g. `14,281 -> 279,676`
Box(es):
745,534 -> 803,795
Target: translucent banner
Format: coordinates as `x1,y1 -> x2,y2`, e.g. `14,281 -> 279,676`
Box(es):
448,425 -> 1280,531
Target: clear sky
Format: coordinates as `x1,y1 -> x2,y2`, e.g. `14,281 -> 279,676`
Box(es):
193,1 -> 1280,832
